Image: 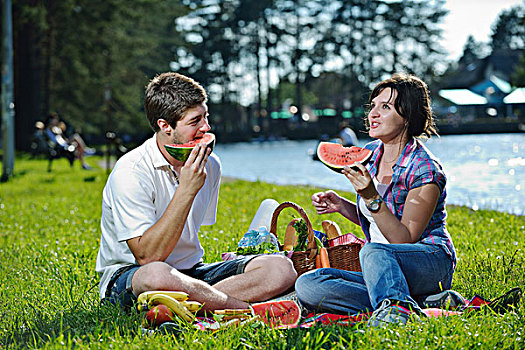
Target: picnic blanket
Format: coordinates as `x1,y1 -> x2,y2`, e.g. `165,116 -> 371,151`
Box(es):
141,287 -> 521,335
295,287 -> 522,328
297,287 -> 521,328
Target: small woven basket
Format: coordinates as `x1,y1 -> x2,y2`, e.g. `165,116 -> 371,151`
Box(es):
270,201 -> 362,276
326,243 -> 361,272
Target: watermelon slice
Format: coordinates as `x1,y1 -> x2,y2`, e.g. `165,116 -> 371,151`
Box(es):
317,142 -> 372,173
213,300 -> 301,329
164,133 -> 215,162
251,300 -> 301,329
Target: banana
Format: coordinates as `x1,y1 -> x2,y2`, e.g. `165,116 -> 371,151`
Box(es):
148,293 -> 195,323
136,290 -> 189,311
181,300 -> 202,313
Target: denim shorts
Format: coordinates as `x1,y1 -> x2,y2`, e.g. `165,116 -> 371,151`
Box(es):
103,255 -> 257,311
103,264 -> 141,312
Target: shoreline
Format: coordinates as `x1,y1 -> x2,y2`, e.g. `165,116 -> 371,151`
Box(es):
219,176 -> 524,217
96,161 -> 522,217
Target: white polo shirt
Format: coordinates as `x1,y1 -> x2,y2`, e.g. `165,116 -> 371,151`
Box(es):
95,135 -> 221,299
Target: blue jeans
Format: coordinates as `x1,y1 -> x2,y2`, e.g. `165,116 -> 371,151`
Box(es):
295,242 -> 454,315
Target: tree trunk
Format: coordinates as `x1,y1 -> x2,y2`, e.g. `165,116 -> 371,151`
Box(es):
13,17 -> 44,151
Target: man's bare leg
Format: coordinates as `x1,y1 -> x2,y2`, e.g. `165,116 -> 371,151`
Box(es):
131,261 -> 249,311
212,255 -> 297,302
132,255 -> 297,311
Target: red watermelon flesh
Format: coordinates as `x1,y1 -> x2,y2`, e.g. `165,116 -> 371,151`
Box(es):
317,142 -> 372,173
251,300 -> 301,329
164,133 -> 215,162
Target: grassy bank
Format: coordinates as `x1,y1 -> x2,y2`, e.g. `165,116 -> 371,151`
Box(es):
1,156 -> 524,349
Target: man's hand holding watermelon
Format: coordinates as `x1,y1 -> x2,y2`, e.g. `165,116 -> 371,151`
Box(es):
177,143 -> 211,197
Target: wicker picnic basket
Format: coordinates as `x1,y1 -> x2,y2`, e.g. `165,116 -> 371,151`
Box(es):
269,201 -> 362,276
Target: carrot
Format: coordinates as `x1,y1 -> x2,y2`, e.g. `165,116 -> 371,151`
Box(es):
313,235 -> 330,269
319,247 -> 330,268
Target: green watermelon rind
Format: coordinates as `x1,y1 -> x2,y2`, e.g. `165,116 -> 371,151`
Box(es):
317,142 -> 372,173
164,133 -> 215,162
164,146 -> 193,162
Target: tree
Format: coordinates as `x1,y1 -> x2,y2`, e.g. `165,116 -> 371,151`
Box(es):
46,0 -> 185,139
458,36 -> 488,66
11,0 -> 455,147
12,0 -> 186,150
490,4 -> 525,87
490,5 -> 525,52
373,0 -> 448,81
513,53 -> 525,86
12,0 -> 47,151
317,0 -> 380,109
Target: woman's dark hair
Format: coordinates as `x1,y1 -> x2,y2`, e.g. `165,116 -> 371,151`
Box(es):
368,73 -> 438,139
144,72 -> 207,132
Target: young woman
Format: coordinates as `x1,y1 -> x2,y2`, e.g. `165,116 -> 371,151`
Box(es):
295,73 -> 457,326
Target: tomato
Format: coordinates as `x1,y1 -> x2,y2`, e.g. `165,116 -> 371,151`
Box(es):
144,304 -> 174,327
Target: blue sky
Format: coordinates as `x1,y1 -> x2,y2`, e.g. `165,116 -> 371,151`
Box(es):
441,0 -> 524,60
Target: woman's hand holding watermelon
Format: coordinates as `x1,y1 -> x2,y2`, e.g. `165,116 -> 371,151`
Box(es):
178,143 -> 211,195
342,163 -> 380,204
296,74 -> 456,327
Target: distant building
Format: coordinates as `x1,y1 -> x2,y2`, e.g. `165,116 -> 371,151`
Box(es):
433,49 -> 525,133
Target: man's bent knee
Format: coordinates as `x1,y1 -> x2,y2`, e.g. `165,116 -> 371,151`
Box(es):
246,255 -> 297,290
132,261 -> 184,295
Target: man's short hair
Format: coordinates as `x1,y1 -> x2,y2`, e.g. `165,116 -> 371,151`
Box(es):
144,72 -> 207,132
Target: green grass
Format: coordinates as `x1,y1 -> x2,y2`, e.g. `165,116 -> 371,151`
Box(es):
1,155 -> 524,349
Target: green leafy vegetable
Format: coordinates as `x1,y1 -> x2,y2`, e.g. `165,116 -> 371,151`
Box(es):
236,242 -> 279,255
314,236 -> 323,250
293,219 -> 308,251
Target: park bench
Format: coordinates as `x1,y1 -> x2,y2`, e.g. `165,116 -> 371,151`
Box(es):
30,131 -> 77,172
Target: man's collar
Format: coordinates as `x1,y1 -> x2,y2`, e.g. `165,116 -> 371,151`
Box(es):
150,134 -> 172,169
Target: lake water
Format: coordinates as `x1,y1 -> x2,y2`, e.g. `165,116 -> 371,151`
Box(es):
214,133 -> 525,216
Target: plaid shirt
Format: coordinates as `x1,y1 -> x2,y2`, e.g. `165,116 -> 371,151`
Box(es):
357,138 -> 456,264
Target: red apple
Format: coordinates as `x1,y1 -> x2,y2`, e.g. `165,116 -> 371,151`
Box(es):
144,304 -> 174,327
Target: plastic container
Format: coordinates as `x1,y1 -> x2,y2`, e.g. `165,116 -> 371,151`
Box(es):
247,198 -> 280,232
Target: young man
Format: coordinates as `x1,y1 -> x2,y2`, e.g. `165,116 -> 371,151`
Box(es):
96,72 -> 297,312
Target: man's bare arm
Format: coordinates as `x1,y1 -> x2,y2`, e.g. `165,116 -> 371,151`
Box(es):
127,144 -> 210,264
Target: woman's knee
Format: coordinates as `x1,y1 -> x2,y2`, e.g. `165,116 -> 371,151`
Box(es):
295,270 -> 319,294
359,243 -> 390,263
294,270 -> 327,307
360,242 -> 387,257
